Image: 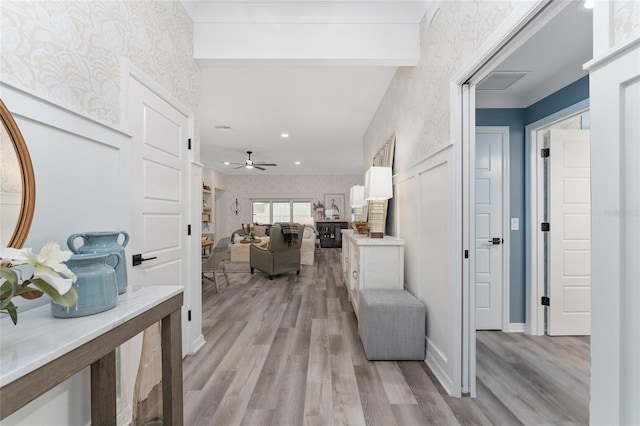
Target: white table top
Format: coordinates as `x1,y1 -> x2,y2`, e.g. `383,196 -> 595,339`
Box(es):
342,229 -> 405,246
0,285 -> 183,387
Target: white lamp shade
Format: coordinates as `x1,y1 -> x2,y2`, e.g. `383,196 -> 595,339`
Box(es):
350,185 -> 365,207
364,166 -> 392,200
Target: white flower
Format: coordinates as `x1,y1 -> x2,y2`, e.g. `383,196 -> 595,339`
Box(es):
0,242 -> 77,295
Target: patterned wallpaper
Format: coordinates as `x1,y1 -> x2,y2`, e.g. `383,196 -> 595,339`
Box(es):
614,0 -> 640,47
1,0 -> 200,125
223,174 -> 362,235
363,1 -> 519,171
0,130 -> 20,193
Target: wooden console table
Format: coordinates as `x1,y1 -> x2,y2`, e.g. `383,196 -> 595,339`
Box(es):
0,286 -> 184,425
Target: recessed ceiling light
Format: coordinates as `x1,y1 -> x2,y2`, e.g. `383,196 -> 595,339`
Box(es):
223,161 -> 230,165
295,161 -> 301,165
583,0 -> 594,8
214,125 -> 233,131
281,133 -> 289,138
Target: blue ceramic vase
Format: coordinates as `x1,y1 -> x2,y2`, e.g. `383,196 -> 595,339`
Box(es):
51,253 -> 120,318
67,231 -> 129,294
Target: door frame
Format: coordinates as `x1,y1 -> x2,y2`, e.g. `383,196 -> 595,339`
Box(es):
475,126 -> 511,332
453,0 -> 574,397
524,99 -> 590,335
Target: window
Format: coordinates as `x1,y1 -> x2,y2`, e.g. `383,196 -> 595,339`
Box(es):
251,200 -> 311,223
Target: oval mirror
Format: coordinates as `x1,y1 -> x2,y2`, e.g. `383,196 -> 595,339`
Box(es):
0,99 -> 35,248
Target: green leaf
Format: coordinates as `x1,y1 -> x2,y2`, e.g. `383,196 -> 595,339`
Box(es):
0,267 -> 18,310
30,278 -> 78,307
6,302 -> 18,325
1,301 -> 18,325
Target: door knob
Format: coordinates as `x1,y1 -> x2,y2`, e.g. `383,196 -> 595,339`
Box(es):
488,237 -> 503,245
132,253 -> 157,266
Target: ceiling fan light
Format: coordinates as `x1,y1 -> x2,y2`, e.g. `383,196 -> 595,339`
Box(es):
246,165 -> 254,169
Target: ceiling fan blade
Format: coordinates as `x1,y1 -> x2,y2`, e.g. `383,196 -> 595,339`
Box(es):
254,163 -> 277,166
255,166 -> 266,171
227,162 -> 244,165
233,165 -> 245,169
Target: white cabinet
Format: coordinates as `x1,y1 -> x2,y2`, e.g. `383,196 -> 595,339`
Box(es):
341,230 -> 405,319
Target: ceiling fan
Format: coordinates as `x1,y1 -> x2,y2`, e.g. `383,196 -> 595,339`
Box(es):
229,151 -> 277,171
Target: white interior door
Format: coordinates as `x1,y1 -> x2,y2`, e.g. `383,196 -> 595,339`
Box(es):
129,77 -> 190,354
475,128 -> 505,330
548,129 -> 591,336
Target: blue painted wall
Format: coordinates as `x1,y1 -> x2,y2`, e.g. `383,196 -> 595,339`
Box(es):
477,75 -> 590,324
525,76 -> 589,125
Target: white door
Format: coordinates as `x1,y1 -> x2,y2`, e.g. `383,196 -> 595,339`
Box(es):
129,78 -> 190,354
548,129 -> 591,336
475,128 -> 506,330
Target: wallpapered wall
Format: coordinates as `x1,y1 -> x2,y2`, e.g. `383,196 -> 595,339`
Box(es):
1,0 -> 200,124
363,1 -> 519,168
0,2 -> 201,424
222,174 -> 362,236
614,0 -> 640,46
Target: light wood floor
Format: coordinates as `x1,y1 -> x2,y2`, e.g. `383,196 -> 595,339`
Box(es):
183,249 -> 590,425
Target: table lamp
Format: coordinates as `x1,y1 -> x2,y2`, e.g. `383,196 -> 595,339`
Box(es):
364,166 -> 392,238
350,185 -> 365,221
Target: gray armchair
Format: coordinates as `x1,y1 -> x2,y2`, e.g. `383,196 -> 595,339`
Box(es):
250,223 -> 303,280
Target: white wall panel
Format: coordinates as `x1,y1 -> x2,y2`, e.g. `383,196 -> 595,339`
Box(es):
0,83 -> 131,426
620,72 -> 640,426
395,175 -> 418,296
419,158 -> 453,389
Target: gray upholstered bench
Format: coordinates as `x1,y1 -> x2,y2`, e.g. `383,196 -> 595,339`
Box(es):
358,289 -> 425,360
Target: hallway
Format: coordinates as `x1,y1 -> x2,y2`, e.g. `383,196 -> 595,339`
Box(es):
183,249 -> 590,425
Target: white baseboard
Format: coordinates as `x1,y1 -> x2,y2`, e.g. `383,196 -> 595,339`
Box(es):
189,334 -> 206,355
425,337 -> 454,396
117,404 -> 132,426
504,323 -> 525,333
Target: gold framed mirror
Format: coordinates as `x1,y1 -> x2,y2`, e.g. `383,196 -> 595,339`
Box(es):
0,99 -> 35,248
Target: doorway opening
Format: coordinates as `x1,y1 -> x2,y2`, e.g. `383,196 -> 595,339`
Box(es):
455,1 -> 593,409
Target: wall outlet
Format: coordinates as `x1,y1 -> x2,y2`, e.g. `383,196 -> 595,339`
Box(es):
511,217 -> 520,231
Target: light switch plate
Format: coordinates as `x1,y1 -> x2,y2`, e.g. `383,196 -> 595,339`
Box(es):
511,217 -> 520,231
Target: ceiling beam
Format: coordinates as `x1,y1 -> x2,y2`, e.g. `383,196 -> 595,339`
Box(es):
194,22 -> 420,66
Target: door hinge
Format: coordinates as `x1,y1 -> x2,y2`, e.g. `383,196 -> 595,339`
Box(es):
188,138 -> 192,150
541,296 -> 550,306
464,250 -> 469,259
541,148 -> 550,158
187,224 -> 192,235
188,310 -> 192,321
541,222 -> 550,232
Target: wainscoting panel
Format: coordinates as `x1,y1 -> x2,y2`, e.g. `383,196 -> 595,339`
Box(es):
394,175 -> 418,296
394,145 -> 457,395
0,82 -> 132,426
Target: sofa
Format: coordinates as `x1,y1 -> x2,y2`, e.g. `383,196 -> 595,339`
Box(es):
230,224 -> 317,265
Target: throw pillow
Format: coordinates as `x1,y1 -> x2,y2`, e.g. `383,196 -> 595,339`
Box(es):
303,226 -> 314,239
